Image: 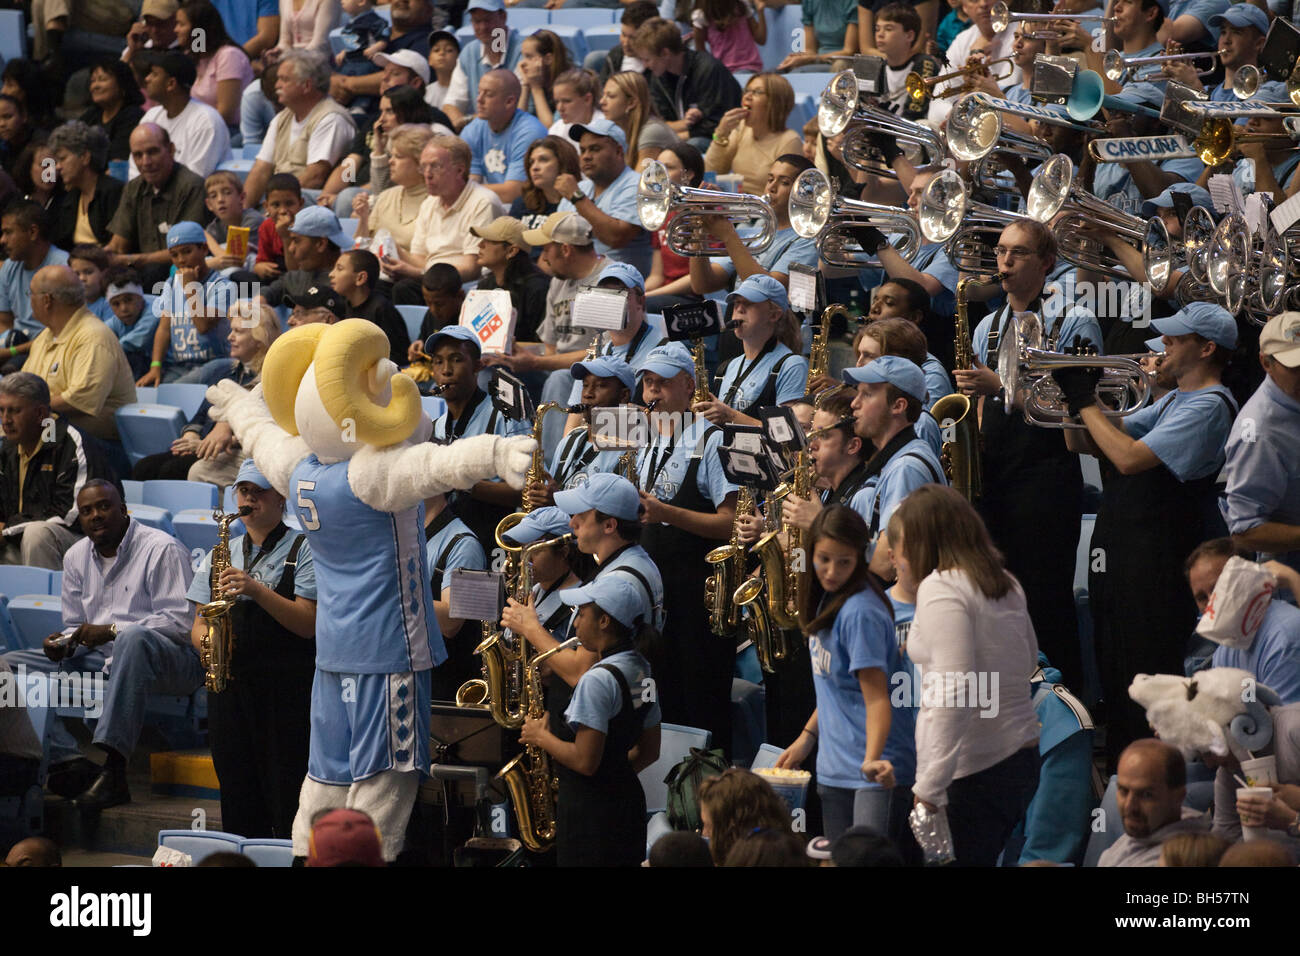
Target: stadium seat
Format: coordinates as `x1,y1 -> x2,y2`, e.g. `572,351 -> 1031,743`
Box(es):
116,404 -> 187,465
155,383 -> 207,419
455,24 -> 475,45
750,743 -> 783,770
785,72 -> 835,99
134,387 -> 158,405
555,9 -> 619,28
546,25 -> 588,64
122,479 -> 144,504
583,23 -> 620,54
0,598 -> 19,652
340,217 -> 359,243
172,511 -> 244,555
508,8 -> 551,29
0,10 -> 27,66
787,94 -> 816,134
0,566 -> 53,597
373,4 -> 392,24
6,596 -> 63,652
49,571 -> 62,594
397,304 -> 426,344
328,27 -> 347,56
731,678 -> 765,768
216,159 -> 255,184
142,480 -> 220,514
239,838 -> 294,867
242,142 -> 262,160
734,642 -> 762,684
638,722 -> 711,816
126,504 -> 175,535
158,829 -> 244,863
758,4 -> 802,71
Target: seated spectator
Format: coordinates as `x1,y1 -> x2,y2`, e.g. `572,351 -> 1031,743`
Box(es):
705,73 -> 802,196
78,59 -> 147,165
131,50 -> 233,180
462,69 -> 548,206
645,143 -> 705,310
557,119 -> 651,277
1098,739 -> 1209,867
406,263 -> 465,362
306,808 -> 385,867
425,29 -> 466,126
178,1 -> 255,131
778,0 -> 858,71
469,217 -> 549,343
697,768 -> 795,865
134,298 -> 276,487
328,248 -> 411,364
353,124 -> 434,289
1159,832 -> 1228,867
829,826 -> 906,866
392,134 -> 505,293
102,268 -> 160,381
68,246 -> 115,324
692,0 -> 766,74
211,0 -> 280,61
252,172 -> 305,282
646,831 -> 714,867
273,0 -> 339,59
106,125 -> 209,290
631,17 -> 743,151
0,201 -> 71,366
508,135 -> 581,239
596,1 -> 656,84
19,141 -> 62,214
262,206 -> 349,306
2,61 -> 56,127
723,828 -> 809,867
203,170 -> 265,270
333,0 -> 392,118
547,69 -> 603,143
48,122 -> 125,255
0,373 -> 113,569
1,480 -> 197,810
138,222 -> 235,386
3,836 -> 62,867
517,31 -> 573,129
448,0 -> 523,114
599,72 -> 678,171
243,50 -> 357,207
0,95 -> 46,183
240,59 -> 283,150
122,0 -> 184,81
328,0 -> 432,107
286,284 -> 347,326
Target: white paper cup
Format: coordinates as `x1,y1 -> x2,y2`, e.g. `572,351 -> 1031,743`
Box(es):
1237,786 -> 1274,842
1241,755 -> 1278,786
716,173 -> 745,193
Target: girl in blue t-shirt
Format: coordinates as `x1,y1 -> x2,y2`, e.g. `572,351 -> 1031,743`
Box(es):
776,504 -> 917,844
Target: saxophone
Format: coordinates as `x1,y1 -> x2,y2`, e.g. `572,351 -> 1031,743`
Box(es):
198,506 -> 251,693
722,489 -> 786,670
691,337 -> 710,405
933,274 -> 998,503
810,304 -> 847,385
705,487 -> 753,636
522,402 -> 574,513
496,635 -> 581,853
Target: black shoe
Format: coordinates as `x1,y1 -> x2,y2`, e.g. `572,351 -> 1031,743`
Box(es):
46,757 -> 100,799
74,768 -> 131,811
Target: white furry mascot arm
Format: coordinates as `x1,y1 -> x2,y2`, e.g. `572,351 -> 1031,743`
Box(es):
349,434 -> 532,513
204,379 -> 311,497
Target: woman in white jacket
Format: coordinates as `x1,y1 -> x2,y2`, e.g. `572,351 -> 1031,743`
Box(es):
895,485 -> 1041,866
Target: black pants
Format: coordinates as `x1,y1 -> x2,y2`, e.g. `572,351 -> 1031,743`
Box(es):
133,451 -> 198,481
946,745 -> 1041,867
208,665 -> 313,839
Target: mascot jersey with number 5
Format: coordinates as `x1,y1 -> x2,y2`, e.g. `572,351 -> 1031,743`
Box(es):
205,318 -> 534,861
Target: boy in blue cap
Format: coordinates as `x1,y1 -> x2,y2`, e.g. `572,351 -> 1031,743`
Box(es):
139,220 -> 235,386
260,206 -> 349,310
1057,301 -> 1239,766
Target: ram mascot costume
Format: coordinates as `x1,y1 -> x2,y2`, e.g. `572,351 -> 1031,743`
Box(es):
206,319 -> 533,861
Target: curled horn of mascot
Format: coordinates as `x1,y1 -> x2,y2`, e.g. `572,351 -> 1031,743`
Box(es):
206,318 -> 534,861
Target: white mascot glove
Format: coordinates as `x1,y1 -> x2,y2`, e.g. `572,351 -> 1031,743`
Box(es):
495,435 -> 536,490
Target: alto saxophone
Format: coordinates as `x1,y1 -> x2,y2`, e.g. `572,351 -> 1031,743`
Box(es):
705,487 -> 753,636
810,304 -> 847,384
496,635 -> 581,853
933,273 -> 999,503
199,506 -> 251,693
521,402 -> 575,513
720,489 -> 786,671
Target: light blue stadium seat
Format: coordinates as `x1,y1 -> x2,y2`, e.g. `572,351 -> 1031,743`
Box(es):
750,743 -> 783,770
547,24 -> 589,64
276,305 -> 292,333
583,23 -> 620,54
217,158 -> 255,184
1082,774 -> 1120,866
731,678 -> 765,768
373,4 -> 393,24
785,72 -> 835,99
340,217 -> 359,243
158,829 -> 244,863
0,566 -> 53,597
734,642 -> 762,684
116,404 -> 187,465
759,4 -> 802,71
554,8 -> 619,27
172,511 -> 244,555
155,383 -> 207,419
49,571 -> 61,594
134,387 -> 158,405
0,597 -> 20,652
328,26 -> 347,55
638,722 -> 711,816
787,94 -> 816,134
509,8 -> 551,29
421,396 -> 447,420
126,504 -> 175,535
238,838 -> 294,867
142,480 -> 220,514
6,596 -> 63,652
242,142 -> 262,160
397,304 -> 426,343
122,479 -> 145,504
455,24 -> 475,45
0,9 -> 27,67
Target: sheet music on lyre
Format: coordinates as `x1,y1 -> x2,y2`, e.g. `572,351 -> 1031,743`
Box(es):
1271,191 -> 1300,234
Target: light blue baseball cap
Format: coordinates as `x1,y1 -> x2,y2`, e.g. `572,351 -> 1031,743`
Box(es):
291,206 -> 352,250
636,341 -> 695,380
726,274 -> 789,311
559,575 -> 643,628
569,118 -> 628,153
500,506 -> 573,546
1145,301 -> 1239,351
571,356 -> 636,391
166,220 -> 207,249
234,458 -> 271,490
1141,182 -> 1215,219
424,324 -> 482,358
553,472 -> 642,521
596,260 -> 645,292
842,354 -> 927,404
1211,3 -> 1268,34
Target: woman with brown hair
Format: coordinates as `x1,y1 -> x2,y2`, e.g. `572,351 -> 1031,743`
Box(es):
895,484 -> 1041,867
599,71 -> 678,170
517,30 -> 574,128
352,123 -> 434,288
698,768 -> 795,865
704,73 -> 802,195
508,135 -> 581,238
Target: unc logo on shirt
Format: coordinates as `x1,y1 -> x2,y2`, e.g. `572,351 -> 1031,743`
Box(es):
484,148 -> 507,175
808,634 -> 832,677
894,620 -> 910,656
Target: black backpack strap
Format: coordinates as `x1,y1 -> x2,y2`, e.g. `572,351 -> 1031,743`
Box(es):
594,661 -> 635,717
432,531 -> 478,598
900,450 -> 943,484
868,452 -> 942,535
604,565 -> 657,627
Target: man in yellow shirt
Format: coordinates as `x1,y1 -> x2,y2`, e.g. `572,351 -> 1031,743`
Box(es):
23,266 -> 136,464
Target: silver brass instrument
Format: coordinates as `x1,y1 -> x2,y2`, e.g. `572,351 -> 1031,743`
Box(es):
918,169 -> 1027,274
948,92 -> 1097,163
997,317 -> 1154,429
1182,204 -> 1218,285
991,1 -> 1115,39
1104,48 -> 1218,84
789,167 -> 921,267
198,505 -> 253,693
818,70 -> 947,179
1141,214 -> 1186,295
1027,153 -> 1147,280
1233,63 -> 1300,106
637,160 -> 775,256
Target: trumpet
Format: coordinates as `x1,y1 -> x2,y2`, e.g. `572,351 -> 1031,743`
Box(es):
1027,153 -> 1147,280
997,316 -> 1153,430
904,57 -> 1014,104
1103,48 -> 1218,84
991,1 -> 1115,39
637,160 -> 775,256
788,167 -> 921,266
1192,114 -> 1300,165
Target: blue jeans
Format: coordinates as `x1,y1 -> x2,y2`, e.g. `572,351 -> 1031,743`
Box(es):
4,625 -> 205,764
818,783 -> 911,842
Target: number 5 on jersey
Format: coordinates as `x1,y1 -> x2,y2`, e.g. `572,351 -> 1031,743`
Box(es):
297,481 -> 321,530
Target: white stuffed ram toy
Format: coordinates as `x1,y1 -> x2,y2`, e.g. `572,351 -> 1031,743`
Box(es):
206,319 -> 533,861
1129,668 -> 1283,762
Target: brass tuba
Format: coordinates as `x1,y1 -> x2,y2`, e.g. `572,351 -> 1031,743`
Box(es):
199,505 -> 252,693
495,635 -> 581,852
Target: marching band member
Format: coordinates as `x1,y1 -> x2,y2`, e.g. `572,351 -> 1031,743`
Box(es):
518,574 -> 661,867
423,490 -> 487,701
1057,302 -> 1238,763
853,318 -> 945,455
957,219 -> 1101,689
863,169 -> 960,326
1105,0 -> 1169,81
842,355 -> 946,579
930,0 -> 1022,126
694,275 -> 810,428
1162,3 -> 1270,101
428,325 -> 532,548
865,282 -> 954,402
633,341 -> 739,752
1093,82 -> 1205,214
873,3 -> 945,126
